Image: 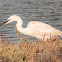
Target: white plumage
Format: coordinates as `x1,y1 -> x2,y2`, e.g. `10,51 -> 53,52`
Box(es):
0,15 -> 62,40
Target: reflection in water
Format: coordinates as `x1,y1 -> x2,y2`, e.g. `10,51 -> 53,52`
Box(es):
0,0 -> 62,41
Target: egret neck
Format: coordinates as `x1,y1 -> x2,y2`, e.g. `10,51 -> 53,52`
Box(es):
16,18 -> 30,35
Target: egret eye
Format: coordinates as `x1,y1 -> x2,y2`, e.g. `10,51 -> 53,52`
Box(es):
8,19 -> 10,21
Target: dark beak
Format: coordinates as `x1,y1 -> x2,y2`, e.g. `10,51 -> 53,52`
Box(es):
0,20 -> 9,26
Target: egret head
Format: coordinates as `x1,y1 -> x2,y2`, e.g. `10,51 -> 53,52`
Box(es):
0,15 -> 21,26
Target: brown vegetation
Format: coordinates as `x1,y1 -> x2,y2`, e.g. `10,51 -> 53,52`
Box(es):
0,35 -> 62,62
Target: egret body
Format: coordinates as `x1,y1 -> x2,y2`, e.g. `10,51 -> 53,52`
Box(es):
0,15 -> 62,40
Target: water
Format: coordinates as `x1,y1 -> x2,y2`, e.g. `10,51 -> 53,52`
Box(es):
0,0 -> 62,41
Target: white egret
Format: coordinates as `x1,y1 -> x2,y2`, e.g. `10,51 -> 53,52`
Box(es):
0,15 -> 62,40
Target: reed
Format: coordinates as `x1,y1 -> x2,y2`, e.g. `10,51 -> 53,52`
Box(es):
0,34 -> 62,62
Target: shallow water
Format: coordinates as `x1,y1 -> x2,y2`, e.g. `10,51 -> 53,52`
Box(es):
0,0 -> 62,41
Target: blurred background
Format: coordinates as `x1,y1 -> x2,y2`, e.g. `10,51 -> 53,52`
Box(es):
0,0 -> 62,42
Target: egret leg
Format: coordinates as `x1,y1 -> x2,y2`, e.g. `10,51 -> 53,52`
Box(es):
14,26 -> 20,41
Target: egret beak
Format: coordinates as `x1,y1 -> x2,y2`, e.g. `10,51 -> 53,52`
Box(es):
0,20 -> 10,26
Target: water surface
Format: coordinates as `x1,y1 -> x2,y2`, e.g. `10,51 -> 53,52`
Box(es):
0,0 -> 62,41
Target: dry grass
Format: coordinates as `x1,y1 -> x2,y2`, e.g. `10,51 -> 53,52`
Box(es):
0,35 -> 62,62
